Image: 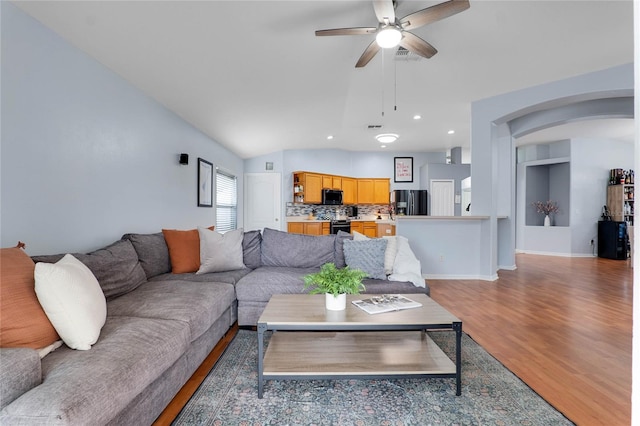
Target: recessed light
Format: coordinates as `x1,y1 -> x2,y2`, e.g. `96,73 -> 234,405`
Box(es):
327,135 -> 334,140
375,133 -> 399,143
380,145 -> 387,148
447,130 -> 455,135
413,115 -> 421,120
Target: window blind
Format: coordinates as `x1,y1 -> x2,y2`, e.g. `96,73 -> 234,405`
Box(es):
216,170 -> 237,232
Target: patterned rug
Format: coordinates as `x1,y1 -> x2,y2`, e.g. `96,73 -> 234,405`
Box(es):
174,329 -> 573,425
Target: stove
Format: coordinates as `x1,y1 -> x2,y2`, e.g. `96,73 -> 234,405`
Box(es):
329,220 -> 351,234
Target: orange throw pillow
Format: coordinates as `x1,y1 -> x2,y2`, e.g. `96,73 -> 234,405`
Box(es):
162,227 -> 213,274
0,247 -> 60,348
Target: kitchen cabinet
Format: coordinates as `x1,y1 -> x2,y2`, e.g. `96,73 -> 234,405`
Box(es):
607,184 -> 634,225
350,222 -> 363,234
332,177 -> 342,190
322,175 -> 332,189
373,179 -> 390,204
357,178 -> 389,204
287,222 -> 304,234
287,222 -> 330,235
362,221 -> 377,238
342,178 -> 357,204
293,172 -> 322,204
357,179 -> 374,204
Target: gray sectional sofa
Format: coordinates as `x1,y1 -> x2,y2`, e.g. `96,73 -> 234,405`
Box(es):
0,227 -> 429,425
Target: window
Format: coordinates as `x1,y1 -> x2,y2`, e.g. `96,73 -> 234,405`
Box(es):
215,169 -> 237,232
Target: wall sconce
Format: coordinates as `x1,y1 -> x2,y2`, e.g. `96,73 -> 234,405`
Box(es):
179,153 -> 189,165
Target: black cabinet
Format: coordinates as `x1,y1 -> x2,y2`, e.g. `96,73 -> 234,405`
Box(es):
598,221 -> 628,260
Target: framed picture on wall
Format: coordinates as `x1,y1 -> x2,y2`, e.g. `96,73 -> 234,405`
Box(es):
394,157 -> 413,183
197,158 -> 213,207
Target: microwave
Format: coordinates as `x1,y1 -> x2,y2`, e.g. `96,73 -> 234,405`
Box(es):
321,189 -> 343,205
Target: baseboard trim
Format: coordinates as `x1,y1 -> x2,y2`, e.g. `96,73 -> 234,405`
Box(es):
516,249 -> 597,258
424,273 -> 499,281
498,264 -> 517,270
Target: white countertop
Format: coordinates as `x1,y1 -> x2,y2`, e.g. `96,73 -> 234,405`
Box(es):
395,215 -> 490,220
286,216 -> 396,224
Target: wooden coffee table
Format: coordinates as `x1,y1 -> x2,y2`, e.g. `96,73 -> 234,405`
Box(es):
256,294 -> 462,398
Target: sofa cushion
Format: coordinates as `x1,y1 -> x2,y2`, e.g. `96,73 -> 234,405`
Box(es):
242,230 -> 262,269
107,280 -> 236,343
32,239 -> 147,301
0,316 -> 190,425
149,268 -> 252,285
352,231 -> 398,275
122,232 -> 171,279
235,266 -> 319,303
0,248 -> 59,349
261,228 -> 335,268
343,238 -> 388,280
0,348 -> 42,410
334,230 -> 353,268
197,228 -> 245,274
34,254 -> 107,350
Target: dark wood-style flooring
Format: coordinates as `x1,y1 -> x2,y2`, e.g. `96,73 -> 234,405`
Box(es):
154,254 -> 632,426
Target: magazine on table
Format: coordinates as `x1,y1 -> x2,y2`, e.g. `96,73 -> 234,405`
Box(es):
351,294 -> 422,314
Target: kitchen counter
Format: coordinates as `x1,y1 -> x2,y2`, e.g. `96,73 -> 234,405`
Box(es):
286,216 -> 395,224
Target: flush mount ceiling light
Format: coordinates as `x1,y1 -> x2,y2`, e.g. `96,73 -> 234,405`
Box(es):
375,25 -> 402,48
376,133 -> 399,143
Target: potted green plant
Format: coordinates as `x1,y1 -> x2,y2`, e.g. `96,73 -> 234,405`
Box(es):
303,263 -> 367,311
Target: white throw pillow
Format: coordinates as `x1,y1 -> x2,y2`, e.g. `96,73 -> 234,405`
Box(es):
197,227 -> 245,274
34,254 -> 107,350
388,236 -> 425,288
351,231 -> 397,275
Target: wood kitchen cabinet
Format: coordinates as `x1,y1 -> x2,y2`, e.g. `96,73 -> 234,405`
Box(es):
350,222 -> 363,234
357,178 -> 389,204
293,172 -> 322,204
357,179 -> 374,204
373,179 -> 390,204
342,177 -> 357,204
322,175 -> 332,189
362,221 -> 377,238
287,222 -> 330,236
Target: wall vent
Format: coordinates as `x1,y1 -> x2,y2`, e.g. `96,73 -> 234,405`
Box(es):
367,125 -> 383,129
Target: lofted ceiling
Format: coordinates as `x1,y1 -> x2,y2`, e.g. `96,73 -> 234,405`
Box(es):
12,0 -> 635,159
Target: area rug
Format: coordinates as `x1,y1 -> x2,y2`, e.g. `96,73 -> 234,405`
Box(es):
174,329 -> 573,425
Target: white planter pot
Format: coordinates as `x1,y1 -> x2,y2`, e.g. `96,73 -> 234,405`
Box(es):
325,293 -> 347,311
544,215 -> 551,227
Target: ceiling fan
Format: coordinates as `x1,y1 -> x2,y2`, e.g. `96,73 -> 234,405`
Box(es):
315,0 -> 470,68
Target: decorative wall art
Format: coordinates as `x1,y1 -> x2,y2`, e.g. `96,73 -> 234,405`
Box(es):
198,158 -> 213,207
394,157 -> 413,183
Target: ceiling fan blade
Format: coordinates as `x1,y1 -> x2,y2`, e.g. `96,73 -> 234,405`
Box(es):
355,40 -> 381,68
400,0 -> 470,31
315,27 -> 377,37
399,32 -> 438,59
373,0 -> 396,24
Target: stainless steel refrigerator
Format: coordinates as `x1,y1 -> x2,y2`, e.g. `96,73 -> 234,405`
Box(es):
391,190 -> 428,215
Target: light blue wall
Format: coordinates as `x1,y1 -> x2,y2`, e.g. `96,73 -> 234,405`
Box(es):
471,63 -> 634,275
1,3 -> 244,255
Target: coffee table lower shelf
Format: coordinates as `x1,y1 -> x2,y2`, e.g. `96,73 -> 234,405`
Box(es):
259,330 -> 456,396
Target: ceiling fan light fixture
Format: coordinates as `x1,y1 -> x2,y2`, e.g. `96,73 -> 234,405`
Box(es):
376,27 -> 402,48
376,133 -> 399,143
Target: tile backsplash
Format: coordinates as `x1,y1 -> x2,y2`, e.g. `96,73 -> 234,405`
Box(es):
286,203 -> 392,219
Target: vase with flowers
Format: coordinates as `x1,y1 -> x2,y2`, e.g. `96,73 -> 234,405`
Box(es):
532,200 -> 559,226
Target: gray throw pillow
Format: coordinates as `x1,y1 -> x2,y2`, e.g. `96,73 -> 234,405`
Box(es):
197,228 -> 246,274
343,238 -> 388,280
122,232 -> 171,279
32,239 -> 147,301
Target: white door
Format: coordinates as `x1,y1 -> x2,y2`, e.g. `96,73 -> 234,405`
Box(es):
244,173 -> 281,231
430,179 -> 455,216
